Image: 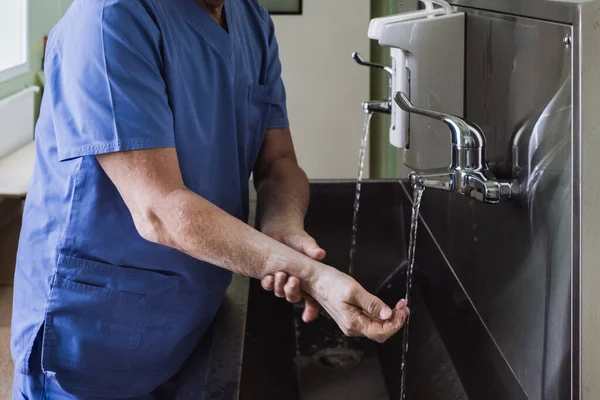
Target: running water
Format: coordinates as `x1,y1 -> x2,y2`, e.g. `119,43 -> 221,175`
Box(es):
399,183 -> 425,400
348,111 -> 374,277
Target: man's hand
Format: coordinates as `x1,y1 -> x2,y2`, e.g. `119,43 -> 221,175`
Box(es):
261,222 -> 326,261
252,127 -> 326,322
260,223 -> 325,323
310,267 -> 410,343
260,234 -> 409,342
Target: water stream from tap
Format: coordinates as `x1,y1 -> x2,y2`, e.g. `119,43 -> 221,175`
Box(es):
399,183 -> 425,400
348,111 -> 374,278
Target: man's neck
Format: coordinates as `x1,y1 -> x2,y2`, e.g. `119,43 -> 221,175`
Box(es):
196,0 -> 226,26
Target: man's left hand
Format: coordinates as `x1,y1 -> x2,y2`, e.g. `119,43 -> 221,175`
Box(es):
261,224 -> 325,323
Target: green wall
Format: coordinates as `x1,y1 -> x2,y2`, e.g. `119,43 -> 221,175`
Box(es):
0,0 -> 72,99
369,0 -> 399,179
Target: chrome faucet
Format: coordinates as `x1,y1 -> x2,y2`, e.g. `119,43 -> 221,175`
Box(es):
394,92 -> 513,204
362,100 -> 391,115
352,52 -> 392,115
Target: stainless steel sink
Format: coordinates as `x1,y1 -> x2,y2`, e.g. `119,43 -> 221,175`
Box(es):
170,181 -> 540,400
238,181 -> 475,400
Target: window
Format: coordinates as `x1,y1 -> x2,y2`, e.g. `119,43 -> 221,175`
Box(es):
0,0 -> 29,82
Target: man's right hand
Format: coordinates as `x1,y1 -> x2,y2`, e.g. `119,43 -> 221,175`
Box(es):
310,266 -> 409,343
259,225 -> 325,323
261,273 -> 322,322
263,267 -> 409,343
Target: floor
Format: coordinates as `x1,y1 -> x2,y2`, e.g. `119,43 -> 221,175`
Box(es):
0,199 -> 20,397
0,199 -> 20,285
0,286 -> 13,399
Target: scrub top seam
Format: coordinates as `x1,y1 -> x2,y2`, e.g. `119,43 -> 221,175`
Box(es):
41,367 -> 48,400
53,158 -> 84,265
18,159 -> 84,375
224,0 -> 235,39
99,0 -> 119,144
58,137 -> 176,161
179,0 -> 235,75
267,117 -> 290,129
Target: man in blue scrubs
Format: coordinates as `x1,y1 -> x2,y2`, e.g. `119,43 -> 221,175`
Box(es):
11,0 -> 409,398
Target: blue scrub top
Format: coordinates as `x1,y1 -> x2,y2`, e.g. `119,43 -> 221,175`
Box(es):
11,0 -> 289,397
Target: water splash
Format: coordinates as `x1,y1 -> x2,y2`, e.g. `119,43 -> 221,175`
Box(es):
348,111 -> 374,277
400,184 -> 425,400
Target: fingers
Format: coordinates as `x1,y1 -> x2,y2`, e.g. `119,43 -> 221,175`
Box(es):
303,242 -> 327,261
263,272 -> 315,315
398,304 -> 410,326
265,272 -> 305,303
274,272 -> 287,298
351,305 -> 410,343
261,271 -> 321,323
262,272 -> 293,297
285,232 -> 327,261
261,275 -> 274,291
395,299 -> 410,326
353,287 -> 393,321
395,299 -> 409,313
338,282 -> 409,342
302,296 -> 321,323
284,277 -> 303,303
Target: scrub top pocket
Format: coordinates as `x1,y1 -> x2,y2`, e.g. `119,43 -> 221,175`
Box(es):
43,275 -> 145,372
40,254 -> 180,398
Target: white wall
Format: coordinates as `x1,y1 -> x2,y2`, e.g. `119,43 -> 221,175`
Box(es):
272,0 -> 371,180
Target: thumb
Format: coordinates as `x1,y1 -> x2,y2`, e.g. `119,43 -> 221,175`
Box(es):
302,296 -> 321,323
286,232 -> 326,261
354,289 -> 393,321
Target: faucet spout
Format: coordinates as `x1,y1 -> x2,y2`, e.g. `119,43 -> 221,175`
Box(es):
362,100 -> 392,115
352,53 -> 393,116
395,92 -> 513,204
410,168 -> 454,192
410,169 -> 513,204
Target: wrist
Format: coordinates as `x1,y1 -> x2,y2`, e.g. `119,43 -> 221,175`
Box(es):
263,244 -> 320,285
300,263 -> 338,300
259,212 -> 304,236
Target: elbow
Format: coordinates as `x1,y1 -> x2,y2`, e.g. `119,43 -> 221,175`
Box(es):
129,188 -> 200,253
132,206 -> 173,248
254,156 -> 304,190
131,188 -> 192,250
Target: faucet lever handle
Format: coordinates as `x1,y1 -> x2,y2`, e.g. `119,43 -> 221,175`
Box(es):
352,52 -> 393,76
394,92 -> 457,124
393,91 -> 484,149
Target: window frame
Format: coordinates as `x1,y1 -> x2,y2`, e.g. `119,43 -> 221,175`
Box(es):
0,0 -> 30,83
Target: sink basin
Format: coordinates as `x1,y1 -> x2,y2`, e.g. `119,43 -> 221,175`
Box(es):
127,181 -> 548,400
238,181 -> 470,400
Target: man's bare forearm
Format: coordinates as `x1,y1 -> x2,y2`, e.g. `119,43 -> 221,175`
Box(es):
139,187 -> 323,290
96,148 -> 408,343
254,157 -> 310,231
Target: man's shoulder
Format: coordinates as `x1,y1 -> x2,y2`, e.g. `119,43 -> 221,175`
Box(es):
47,0 -> 163,66
53,0 -> 161,43
62,0 -> 159,26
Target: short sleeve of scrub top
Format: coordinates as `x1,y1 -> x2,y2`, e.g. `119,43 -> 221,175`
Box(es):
51,0 -> 175,161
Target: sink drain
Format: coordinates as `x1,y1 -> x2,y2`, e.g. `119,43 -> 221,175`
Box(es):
314,348 -> 363,369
